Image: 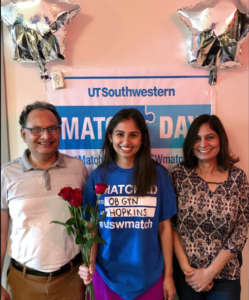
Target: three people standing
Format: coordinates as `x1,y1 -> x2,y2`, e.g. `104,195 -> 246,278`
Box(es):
1,105 -> 248,300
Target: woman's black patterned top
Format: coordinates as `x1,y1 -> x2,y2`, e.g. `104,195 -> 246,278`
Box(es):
171,164 -> 249,280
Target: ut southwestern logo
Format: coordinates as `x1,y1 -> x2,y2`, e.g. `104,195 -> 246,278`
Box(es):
88,87 -> 175,97
56,105 -> 211,149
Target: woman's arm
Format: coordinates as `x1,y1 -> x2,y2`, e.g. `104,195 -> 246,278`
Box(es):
173,230 -> 194,273
170,168 -> 192,273
159,219 -> 176,300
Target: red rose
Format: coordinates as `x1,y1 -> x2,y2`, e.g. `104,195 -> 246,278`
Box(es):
58,187 -> 83,207
58,187 -> 73,201
70,189 -> 83,207
95,183 -> 109,195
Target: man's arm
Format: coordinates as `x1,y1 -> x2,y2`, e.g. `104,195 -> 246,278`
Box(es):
1,211 -> 11,300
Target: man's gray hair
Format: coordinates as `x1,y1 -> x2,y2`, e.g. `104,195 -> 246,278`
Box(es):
19,101 -> 62,127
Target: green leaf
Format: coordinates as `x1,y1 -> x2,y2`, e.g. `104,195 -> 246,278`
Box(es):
80,219 -> 88,227
90,207 -> 95,217
50,221 -> 67,227
96,211 -> 99,223
90,216 -> 95,224
67,226 -> 73,236
75,236 -> 81,245
85,239 -> 94,249
82,226 -> 92,238
68,206 -> 74,216
84,204 -> 92,216
81,237 -> 88,245
92,235 -> 108,245
66,218 -> 76,226
99,211 -> 108,222
86,232 -> 92,239
87,226 -> 94,233
79,224 -> 85,234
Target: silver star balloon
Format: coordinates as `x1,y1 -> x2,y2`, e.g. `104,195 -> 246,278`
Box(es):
1,0 -> 81,80
178,0 -> 249,85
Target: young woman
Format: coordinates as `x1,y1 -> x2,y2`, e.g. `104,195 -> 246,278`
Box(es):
79,108 -> 177,300
171,114 -> 249,300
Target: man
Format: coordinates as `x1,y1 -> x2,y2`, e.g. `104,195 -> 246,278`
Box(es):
1,101 -> 88,300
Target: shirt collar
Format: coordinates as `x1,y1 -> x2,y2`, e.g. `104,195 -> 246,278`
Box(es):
20,149 -> 65,172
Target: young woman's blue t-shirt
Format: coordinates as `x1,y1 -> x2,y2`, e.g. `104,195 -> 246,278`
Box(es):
83,163 -> 177,300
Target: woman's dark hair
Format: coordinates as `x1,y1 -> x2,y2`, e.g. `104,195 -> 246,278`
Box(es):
99,108 -> 157,196
181,114 -> 239,170
19,101 -> 62,127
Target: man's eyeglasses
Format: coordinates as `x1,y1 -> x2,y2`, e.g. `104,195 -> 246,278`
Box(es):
23,126 -> 61,136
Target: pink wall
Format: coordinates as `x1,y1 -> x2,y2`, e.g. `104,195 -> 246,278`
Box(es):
2,0 -> 248,298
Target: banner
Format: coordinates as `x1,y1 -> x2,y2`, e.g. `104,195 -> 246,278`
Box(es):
46,69 -> 214,173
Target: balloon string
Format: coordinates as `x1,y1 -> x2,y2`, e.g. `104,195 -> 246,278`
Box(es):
210,84 -> 217,115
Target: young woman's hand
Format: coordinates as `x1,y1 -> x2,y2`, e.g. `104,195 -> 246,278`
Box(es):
180,262 -> 195,273
184,268 -> 214,292
163,275 -> 176,300
78,262 -> 96,285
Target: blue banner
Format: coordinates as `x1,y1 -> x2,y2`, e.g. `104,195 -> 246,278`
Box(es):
57,104 -> 211,150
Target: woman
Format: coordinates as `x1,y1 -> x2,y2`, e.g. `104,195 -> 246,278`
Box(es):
171,114 -> 249,300
78,108 -> 177,300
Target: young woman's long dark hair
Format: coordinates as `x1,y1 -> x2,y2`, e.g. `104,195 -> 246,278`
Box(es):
99,108 -> 157,196
181,114 -> 239,169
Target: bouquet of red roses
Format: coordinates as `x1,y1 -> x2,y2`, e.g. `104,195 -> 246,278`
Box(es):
51,183 -> 109,300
